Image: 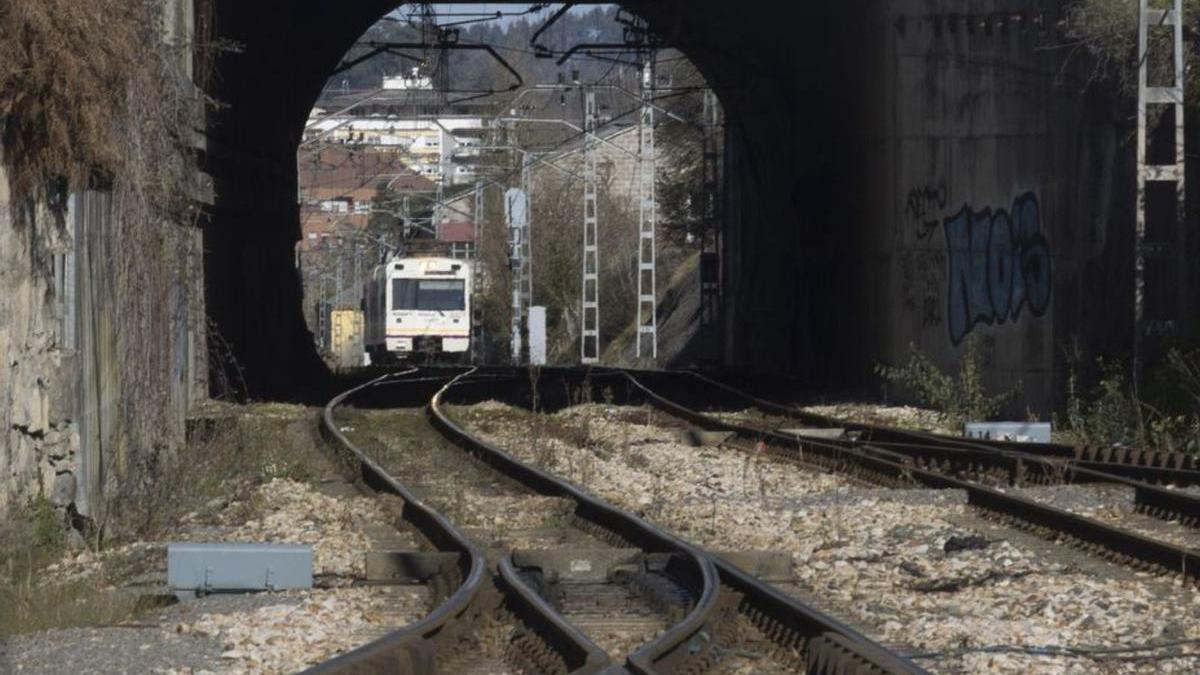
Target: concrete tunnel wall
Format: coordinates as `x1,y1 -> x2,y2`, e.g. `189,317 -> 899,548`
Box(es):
853,0 -> 1144,413
204,0 -> 395,397
206,0 -> 1161,413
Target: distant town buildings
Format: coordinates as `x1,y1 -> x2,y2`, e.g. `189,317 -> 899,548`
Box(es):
382,67 -> 433,91
302,114 -> 484,185
298,74 -> 493,253
296,145 -> 436,250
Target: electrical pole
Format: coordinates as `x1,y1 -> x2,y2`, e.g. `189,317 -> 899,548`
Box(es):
353,239 -> 361,301
520,155 -> 533,334
635,55 -> 658,361
318,274 -> 328,351
581,87 -> 601,364
472,180 -> 486,364
1135,0 -> 1186,388
508,157 -> 532,365
434,166 -> 445,239
335,252 -> 343,308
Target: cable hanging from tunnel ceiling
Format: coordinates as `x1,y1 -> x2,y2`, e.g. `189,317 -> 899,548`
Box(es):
331,3 -> 523,96
529,3 -> 663,68
520,3 -> 759,92
332,36 -> 523,94
383,3 -> 552,29
337,7 -> 702,101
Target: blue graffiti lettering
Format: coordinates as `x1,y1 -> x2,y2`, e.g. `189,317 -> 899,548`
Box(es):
944,192 -> 1051,345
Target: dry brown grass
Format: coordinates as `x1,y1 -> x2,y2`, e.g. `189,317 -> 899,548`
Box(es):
104,405 -> 326,545
0,496 -> 143,638
0,405 -> 330,637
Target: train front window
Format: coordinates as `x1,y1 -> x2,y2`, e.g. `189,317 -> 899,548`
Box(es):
392,279 -> 465,311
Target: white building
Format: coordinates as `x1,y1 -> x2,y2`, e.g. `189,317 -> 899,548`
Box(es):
303,115 -> 486,186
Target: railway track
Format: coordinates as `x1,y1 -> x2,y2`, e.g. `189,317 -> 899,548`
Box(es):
623,370 -> 1200,587
313,367 -> 922,674
431,368 -> 1200,671
691,373 -> 1200,487
312,367 -> 607,674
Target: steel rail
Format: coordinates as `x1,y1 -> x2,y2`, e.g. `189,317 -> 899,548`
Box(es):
686,371 -> 1200,484
676,371 -> 1200,527
855,439 -> 1200,486
435,369 -> 927,674
310,369 -> 610,674
430,373 -> 726,674
623,370 -> 1200,586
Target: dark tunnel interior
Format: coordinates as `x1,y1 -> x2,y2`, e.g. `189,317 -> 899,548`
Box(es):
203,1 -> 873,399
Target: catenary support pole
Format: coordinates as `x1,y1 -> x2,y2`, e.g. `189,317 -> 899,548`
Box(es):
1135,0 -> 1187,388
635,56 -> 658,361
581,87 -> 601,364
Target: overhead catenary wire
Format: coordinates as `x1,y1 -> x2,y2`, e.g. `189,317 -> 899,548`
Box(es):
304,5 -> 710,319
310,18 -> 716,217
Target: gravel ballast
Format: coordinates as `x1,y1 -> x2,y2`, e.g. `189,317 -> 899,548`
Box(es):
448,401 -> 1200,674
2,405 -> 431,674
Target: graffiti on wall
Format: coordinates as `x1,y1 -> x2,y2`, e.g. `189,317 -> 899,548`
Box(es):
904,183 -> 948,241
943,191 -> 1052,345
900,249 -> 945,328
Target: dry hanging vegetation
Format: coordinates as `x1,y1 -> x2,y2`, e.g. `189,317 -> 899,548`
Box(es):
1063,0 -> 1200,105
0,0 -> 198,210
0,0 -> 210,541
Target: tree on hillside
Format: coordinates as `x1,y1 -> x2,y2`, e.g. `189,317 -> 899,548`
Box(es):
1065,0 -> 1200,106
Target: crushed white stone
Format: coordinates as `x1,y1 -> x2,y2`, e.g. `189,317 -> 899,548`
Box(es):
41,541 -> 159,587
450,402 -> 1200,675
166,586 -> 423,674
1012,484 -> 1200,551
43,479 -> 392,585
800,403 -> 956,435
206,479 -> 389,578
446,493 -> 574,532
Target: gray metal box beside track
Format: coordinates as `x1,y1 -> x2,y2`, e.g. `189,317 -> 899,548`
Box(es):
168,543 -> 313,594
964,422 -> 1052,443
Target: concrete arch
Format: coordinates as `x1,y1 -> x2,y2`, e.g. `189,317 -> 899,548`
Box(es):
204,1 -> 870,396
208,0 -> 1136,415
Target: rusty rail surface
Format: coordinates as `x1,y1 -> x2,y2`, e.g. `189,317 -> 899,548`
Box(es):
435,368 -> 926,675
311,368 -> 610,675
689,371 -> 1200,487
674,371 -> 1200,529
626,370 -> 1200,586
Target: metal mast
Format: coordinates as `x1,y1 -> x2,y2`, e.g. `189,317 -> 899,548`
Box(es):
699,89 -> 722,356
433,162 -> 445,236
472,180 -> 485,363
510,156 -> 533,365
506,162 -> 530,362
635,56 -> 658,360
519,155 -> 533,345
1135,0 -> 1186,386
581,88 -> 601,363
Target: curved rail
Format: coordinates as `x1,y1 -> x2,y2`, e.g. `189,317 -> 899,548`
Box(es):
433,369 -> 926,674
686,371 -> 1200,486
625,370 -> 1200,586
430,372 -> 725,674
676,371 -> 1200,528
310,368 -> 609,674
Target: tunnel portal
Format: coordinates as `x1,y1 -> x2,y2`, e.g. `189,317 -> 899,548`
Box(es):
205,0 -> 1164,413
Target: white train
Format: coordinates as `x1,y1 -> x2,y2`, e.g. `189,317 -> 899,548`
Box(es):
364,256 -> 471,362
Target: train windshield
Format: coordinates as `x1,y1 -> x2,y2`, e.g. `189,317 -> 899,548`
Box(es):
392,279 -> 465,311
